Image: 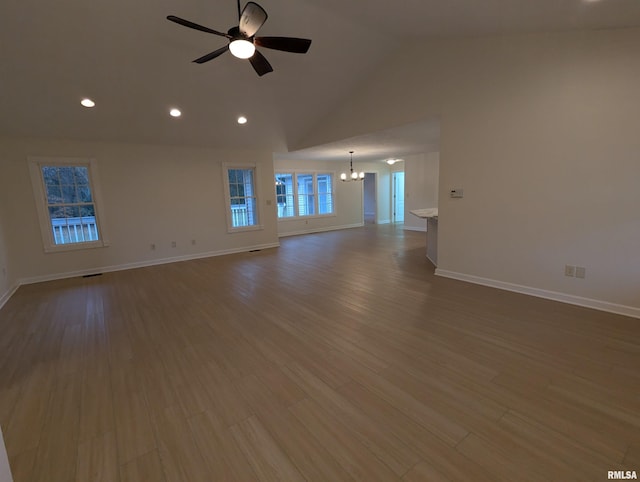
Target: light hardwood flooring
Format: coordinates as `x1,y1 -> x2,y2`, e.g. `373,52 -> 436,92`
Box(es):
0,225 -> 638,481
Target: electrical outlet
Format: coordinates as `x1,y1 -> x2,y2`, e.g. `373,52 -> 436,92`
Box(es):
191,239 -> 196,246
564,265 -> 575,277
575,266 -> 586,279
171,241 -> 177,248
150,243 -> 156,251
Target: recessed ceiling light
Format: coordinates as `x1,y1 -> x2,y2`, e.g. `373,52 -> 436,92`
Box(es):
237,116 -> 248,125
81,98 -> 95,108
170,108 -> 181,117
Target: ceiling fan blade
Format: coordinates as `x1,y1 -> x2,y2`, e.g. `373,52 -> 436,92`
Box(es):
167,15 -> 231,38
249,50 -> 273,76
239,2 -> 268,37
193,45 -> 229,64
254,37 -> 311,54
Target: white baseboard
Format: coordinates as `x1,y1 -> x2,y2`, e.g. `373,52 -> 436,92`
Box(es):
435,269 -> 640,319
377,219 -> 391,225
18,242 -> 281,287
278,223 -> 364,238
0,283 -> 19,312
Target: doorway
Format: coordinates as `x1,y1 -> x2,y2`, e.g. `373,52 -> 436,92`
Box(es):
363,173 -> 376,224
392,171 -> 405,223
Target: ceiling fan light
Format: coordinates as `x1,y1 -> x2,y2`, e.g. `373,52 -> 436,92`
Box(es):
340,172 -> 347,181
359,172 -> 365,179
229,39 -> 256,59
351,171 -> 358,180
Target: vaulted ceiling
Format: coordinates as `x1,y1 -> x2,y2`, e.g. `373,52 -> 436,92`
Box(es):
2,0 -> 640,161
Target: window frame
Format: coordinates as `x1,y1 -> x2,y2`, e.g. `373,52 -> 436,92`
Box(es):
222,162 -> 263,233
274,170 -> 336,220
28,157 -> 110,253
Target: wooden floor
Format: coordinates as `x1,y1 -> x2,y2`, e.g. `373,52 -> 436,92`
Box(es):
0,225 -> 638,481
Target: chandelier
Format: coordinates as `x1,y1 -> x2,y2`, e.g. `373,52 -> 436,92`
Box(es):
340,151 -> 364,182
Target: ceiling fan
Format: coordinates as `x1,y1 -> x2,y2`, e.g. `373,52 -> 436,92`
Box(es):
167,1 -> 312,77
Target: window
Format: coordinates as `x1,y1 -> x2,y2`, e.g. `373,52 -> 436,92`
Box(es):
274,172 -> 335,219
223,164 -> 261,231
297,174 -> 315,216
317,173 -> 333,214
275,174 -> 295,218
29,158 -> 108,252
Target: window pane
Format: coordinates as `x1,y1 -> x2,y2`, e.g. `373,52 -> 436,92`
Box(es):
67,205 -> 81,219
49,205 -> 65,222
244,169 -> 254,185
275,174 -> 295,218
228,169 -> 238,183
41,163 -> 100,246
80,204 -> 95,218
245,197 -> 258,226
73,166 -> 89,184
42,167 -> 59,186
297,174 -> 315,216
317,173 -> 333,214
78,185 -> 93,202
58,167 -> 74,185
62,184 -> 78,204
46,184 -> 62,204
227,167 -> 258,228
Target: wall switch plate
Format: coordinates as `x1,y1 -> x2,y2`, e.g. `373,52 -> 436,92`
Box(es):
565,265 -> 575,277
450,188 -> 464,198
171,241 -> 177,248
575,266 -> 586,279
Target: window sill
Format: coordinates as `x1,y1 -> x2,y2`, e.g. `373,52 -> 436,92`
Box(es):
277,214 -> 337,222
43,240 -> 110,254
227,224 -> 264,234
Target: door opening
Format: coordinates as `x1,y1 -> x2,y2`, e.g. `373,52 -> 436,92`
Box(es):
392,171 -> 405,224
363,173 -> 376,224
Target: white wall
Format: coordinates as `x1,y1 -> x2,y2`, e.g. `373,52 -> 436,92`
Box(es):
0,138 -> 279,284
0,176 -> 16,308
299,28 -> 640,315
403,152 -> 440,231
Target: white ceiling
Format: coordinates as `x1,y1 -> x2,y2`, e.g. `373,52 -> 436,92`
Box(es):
278,119 -> 441,163
2,0 -> 640,161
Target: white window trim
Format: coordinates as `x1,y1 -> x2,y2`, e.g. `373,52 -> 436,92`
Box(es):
222,162 -> 264,233
28,157 -> 110,253
275,170 -> 337,221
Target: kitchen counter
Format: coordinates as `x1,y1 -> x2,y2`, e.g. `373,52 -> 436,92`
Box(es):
410,208 -> 438,267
